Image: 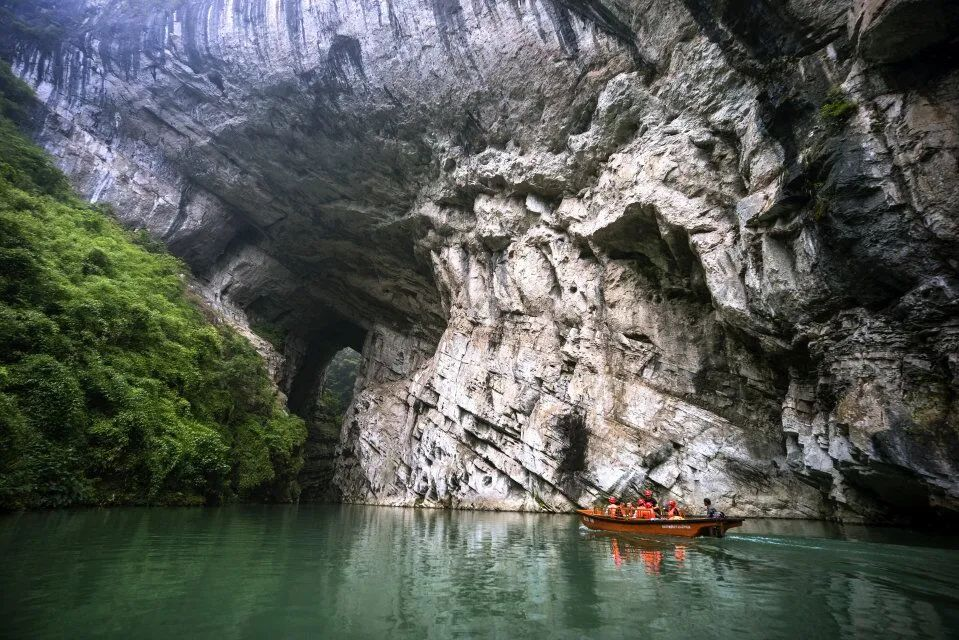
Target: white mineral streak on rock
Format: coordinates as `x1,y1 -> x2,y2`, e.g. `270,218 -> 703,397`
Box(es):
3,0 -> 958,522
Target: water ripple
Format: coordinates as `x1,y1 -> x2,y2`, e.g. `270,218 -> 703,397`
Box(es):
1,506 -> 958,640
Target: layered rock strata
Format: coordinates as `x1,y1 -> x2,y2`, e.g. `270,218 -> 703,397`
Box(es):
2,0 -> 957,521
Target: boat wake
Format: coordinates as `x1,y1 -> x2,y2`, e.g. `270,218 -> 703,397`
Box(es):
724,534 -> 828,551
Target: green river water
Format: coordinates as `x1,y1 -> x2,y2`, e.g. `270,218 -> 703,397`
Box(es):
1,505 -> 957,639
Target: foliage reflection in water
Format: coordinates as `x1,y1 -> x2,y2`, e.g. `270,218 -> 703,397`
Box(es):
1,505 -> 958,639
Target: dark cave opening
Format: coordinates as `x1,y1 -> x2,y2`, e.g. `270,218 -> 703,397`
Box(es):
287,320 -> 365,418
287,316 -> 367,502
556,412 -> 589,494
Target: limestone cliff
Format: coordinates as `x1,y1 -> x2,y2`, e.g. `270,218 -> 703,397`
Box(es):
2,0 -> 957,522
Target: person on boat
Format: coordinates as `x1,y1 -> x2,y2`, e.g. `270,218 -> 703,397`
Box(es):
650,500 -> 662,518
643,489 -> 662,516
642,489 -> 658,509
706,498 -> 726,519
666,500 -> 683,519
634,501 -> 655,520
605,496 -> 620,517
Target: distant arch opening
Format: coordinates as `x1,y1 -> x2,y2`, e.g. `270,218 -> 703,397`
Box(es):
285,317 -> 366,502
324,346 -> 361,408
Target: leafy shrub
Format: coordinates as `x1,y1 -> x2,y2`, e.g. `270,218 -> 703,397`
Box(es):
820,87 -> 857,123
0,70 -> 306,509
325,348 -> 361,407
250,321 -> 288,351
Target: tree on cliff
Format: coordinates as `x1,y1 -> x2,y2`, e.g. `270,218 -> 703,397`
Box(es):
0,62 -> 306,508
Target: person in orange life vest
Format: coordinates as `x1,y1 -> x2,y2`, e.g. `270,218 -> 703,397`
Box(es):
633,501 -> 653,519
645,501 -> 659,519
666,500 -> 682,519
605,496 -> 620,517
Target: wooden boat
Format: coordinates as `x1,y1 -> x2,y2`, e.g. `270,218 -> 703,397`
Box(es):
576,509 -> 745,538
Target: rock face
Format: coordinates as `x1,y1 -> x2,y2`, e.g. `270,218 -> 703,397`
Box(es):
2,0 -> 957,522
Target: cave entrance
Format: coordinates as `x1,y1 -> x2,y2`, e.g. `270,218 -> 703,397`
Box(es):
287,318 -> 366,502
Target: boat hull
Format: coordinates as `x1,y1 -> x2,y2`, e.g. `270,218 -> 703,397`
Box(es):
577,509 -> 744,538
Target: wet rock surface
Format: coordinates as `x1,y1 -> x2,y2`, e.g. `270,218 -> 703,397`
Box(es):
2,0 -> 957,522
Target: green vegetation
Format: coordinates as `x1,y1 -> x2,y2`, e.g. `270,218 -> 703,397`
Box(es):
303,349 -> 361,444
819,88 -> 857,123
812,197 -> 828,221
250,321 -> 288,352
0,62 -> 306,509
324,348 -> 361,408
809,180 -> 830,222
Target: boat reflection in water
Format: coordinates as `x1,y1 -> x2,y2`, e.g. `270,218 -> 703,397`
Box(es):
3,506 -> 959,639
594,533 -> 687,575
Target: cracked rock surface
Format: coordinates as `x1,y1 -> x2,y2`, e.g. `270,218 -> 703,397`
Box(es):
2,0 -> 958,522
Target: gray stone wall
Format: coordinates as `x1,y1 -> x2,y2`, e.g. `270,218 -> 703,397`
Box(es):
2,0 -> 957,522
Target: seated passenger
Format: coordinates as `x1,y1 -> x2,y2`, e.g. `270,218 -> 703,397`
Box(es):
634,501 -> 655,519
704,497 -> 721,519
666,500 -> 683,519
605,496 -> 619,517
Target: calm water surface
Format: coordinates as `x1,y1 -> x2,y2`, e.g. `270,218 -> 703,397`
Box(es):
2,505 -> 958,639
